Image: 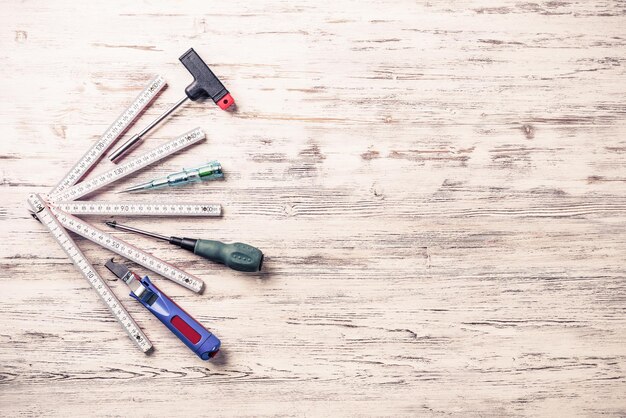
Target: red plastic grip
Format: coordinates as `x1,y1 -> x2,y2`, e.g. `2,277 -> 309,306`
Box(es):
171,315 -> 201,344
217,93 -> 235,110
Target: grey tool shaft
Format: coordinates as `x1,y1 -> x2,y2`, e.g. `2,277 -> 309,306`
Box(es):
106,220 -> 170,242
108,96 -> 189,162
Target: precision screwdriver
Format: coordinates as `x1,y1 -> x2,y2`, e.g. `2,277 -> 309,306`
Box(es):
120,161 -> 223,193
108,48 -> 235,163
105,221 -> 263,272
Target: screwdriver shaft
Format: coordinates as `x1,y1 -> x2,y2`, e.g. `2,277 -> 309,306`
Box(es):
105,220 -> 171,242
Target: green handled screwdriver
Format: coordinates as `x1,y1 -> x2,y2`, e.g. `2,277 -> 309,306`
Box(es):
105,221 -> 263,272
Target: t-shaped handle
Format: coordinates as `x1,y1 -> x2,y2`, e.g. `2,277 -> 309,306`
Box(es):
109,48 -> 236,163
179,48 -> 235,110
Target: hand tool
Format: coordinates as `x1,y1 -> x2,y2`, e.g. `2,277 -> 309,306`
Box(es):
108,48 -> 234,162
105,221 -> 264,272
28,194 -> 153,352
51,76 -> 167,196
50,128 -> 205,202
54,201 -> 221,217
105,259 -> 221,360
50,206 -> 204,293
28,50 -> 242,356
120,161 -> 223,193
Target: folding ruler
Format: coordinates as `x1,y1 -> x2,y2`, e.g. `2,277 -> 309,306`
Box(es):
28,67 -> 228,354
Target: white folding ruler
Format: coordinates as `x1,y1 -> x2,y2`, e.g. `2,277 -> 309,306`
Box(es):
28,76 -> 222,353
49,127 -> 206,202
27,194 -> 153,353
50,75 -> 166,196
54,201 -> 221,216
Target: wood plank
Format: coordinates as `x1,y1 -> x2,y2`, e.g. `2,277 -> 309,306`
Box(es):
0,0 -> 624,416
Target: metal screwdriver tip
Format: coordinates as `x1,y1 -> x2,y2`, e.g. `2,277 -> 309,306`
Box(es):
120,184 -> 148,193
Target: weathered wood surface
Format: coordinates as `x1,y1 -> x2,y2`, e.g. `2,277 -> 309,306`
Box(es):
1,1 -> 625,416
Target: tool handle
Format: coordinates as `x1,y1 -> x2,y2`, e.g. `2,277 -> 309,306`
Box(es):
174,161 -> 223,185
179,48 -> 234,110
194,239 -> 264,272
131,276 -> 221,360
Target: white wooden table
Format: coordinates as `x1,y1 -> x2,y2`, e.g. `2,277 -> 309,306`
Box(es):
1,1 -> 625,416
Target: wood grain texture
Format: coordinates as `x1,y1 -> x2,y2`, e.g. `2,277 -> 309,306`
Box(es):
0,1 -> 625,416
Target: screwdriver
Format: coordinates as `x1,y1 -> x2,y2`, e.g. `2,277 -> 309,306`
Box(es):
120,161 -> 223,193
105,221 -> 263,272
108,48 -> 235,163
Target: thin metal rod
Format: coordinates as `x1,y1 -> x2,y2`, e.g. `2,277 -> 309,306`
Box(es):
108,96 -> 189,162
105,221 -> 171,242
136,96 -> 189,138
118,181 -> 152,193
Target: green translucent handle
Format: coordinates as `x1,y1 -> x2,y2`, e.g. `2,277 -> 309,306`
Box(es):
193,161 -> 223,179
194,240 -> 263,272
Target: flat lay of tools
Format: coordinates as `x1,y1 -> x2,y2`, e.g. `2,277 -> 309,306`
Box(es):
27,48 -> 262,361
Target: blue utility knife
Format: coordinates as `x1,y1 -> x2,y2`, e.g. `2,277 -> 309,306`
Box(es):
105,259 -> 221,360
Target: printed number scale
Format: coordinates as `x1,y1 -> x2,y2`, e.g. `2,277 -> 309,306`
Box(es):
54,201 -> 221,216
50,76 -> 167,196
28,65 -> 230,354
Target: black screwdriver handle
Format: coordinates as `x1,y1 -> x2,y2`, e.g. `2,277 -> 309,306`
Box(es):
171,237 -> 263,272
196,240 -> 263,272
179,48 -> 234,110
